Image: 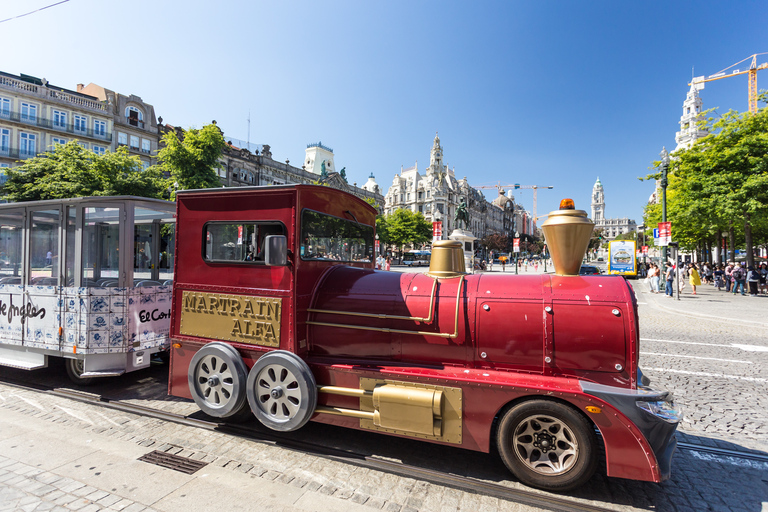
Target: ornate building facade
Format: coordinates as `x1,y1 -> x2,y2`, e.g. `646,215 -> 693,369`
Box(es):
0,71 -> 159,176
591,177 -> 637,239
383,134 -> 518,243
162,124 -> 385,207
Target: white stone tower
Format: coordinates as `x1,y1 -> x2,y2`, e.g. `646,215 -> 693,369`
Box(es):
591,177 -> 605,223
426,132 -> 445,177
674,81 -> 709,152
304,142 -> 335,176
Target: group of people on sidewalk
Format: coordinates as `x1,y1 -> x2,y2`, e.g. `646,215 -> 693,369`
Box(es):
646,260 -> 767,297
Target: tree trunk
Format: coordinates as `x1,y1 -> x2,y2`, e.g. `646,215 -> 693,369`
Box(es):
728,220 -> 735,263
745,213 -> 754,269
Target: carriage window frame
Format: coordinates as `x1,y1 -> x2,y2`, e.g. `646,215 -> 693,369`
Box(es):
202,220 -> 286,265
300,209 -> 374,263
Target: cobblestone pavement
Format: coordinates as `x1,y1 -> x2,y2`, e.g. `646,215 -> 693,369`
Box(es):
0,274 -> 767,511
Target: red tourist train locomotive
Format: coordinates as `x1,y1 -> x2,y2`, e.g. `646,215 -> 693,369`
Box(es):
167,184 -> 680,492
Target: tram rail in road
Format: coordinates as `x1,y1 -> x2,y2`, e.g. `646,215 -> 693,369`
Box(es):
1,378 -> 614,512
3,375 -> 768,512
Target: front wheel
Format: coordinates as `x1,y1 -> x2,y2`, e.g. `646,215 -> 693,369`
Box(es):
496,400 -> 597,492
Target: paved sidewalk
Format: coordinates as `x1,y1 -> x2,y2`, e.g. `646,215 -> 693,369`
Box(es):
630,277 -> 768,328
0,406 -> 377,512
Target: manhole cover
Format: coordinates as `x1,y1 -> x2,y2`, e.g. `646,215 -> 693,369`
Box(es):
138,450 -> 208,474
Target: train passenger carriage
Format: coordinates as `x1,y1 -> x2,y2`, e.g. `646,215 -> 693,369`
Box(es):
0,196 -> 175,384
168,184 -> 681,492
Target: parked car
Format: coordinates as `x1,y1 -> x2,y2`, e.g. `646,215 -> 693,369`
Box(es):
579,265 -> 602,275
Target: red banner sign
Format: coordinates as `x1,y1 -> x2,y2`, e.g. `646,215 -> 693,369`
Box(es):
432,221 -> 442,243
658,222 -> 671,246
642,245 -> 649,255
513,238 -> 520,253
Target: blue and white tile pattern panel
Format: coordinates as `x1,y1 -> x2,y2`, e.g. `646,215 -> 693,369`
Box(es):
0,284 -> 171,356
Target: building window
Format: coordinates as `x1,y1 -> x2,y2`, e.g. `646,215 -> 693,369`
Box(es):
20,103 -> 37,122
20,132 -> 36,156
0,97 -> 9,118
93,145 -> 106,156
427,190 -> 430,198
51,137 -> 66,147
94,119 -> 107,137
117,132 -> 127,146
125,106 -> 144,127
129,135 -> 139,150
78,142 -> 88,149
53,110 -> 67,128
74,115 -> 87,133
0,129 -> 9,154
141,160 -> 150,170
141,139 -> 151,154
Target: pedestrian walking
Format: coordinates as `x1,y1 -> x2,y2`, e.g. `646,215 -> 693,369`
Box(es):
385,257 -> 391,271
665,262 -> 675,297
724,262 -> 734,292
747,266 -> 760,296
759,263 -> 767,295
688,263 -> 701,295
649,263 -> 660,293
678,263 -> 687,293
731,263 -> 746,295
714,264 -> 725,290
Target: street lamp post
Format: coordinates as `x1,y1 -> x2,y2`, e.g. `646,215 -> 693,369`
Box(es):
659,147 -> 670,265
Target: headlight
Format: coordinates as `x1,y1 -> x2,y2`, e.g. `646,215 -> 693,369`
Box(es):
636,399 -> 682,423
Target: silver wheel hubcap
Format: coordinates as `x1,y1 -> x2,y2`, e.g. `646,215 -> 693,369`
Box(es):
513,414 -> 579,475
255,364 -> 302,421
195,354 -> 236,407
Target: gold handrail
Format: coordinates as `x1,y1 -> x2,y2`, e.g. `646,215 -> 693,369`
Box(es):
307,275 -> 464,339
308,276 -> 438,323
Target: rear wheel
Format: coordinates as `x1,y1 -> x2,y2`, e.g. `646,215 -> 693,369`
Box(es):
246,351 -> 316,432
496,400 -> 597,492
188,342 -> 249,419
65,358 -> 95,386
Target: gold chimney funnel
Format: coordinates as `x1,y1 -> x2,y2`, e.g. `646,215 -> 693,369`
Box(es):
541,199 -> 595,276
428,240 -> 466,278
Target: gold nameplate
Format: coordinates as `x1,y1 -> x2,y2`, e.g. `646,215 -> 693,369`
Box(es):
179,291 -> 281,347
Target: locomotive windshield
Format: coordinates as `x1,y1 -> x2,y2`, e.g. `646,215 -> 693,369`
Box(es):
300,209 -> 373,262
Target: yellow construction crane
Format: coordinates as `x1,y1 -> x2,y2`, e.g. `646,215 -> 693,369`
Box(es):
691,53 -> 768,114
473,183 -> 554,222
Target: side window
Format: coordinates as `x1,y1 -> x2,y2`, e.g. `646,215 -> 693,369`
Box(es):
204,222 -> 285,264
300,210 -> 373,262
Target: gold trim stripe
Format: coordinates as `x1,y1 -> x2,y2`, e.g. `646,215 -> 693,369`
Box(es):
308,277 -> 438,323
307,275 -> 464,339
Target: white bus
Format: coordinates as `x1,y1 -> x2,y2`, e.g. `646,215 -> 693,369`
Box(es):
402,250 -> 431,267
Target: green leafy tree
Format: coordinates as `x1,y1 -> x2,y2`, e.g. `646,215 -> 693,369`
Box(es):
385,209 -> 432,258
2,141 -> 166,202
644,95 -> 768,267
158,124 -> 226,198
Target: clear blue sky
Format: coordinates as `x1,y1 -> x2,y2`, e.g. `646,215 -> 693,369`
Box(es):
2,0 -> 766,222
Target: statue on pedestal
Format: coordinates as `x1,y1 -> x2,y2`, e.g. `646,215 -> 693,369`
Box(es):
455,198 -> 470,231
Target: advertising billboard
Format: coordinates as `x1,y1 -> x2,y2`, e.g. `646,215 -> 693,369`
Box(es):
607,240 -> 637,277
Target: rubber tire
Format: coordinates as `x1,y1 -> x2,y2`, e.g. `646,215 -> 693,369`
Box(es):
188,342 -> 249,419
246,350 -> 317,432
65,358 -> 95,386
496,400 -> 598,492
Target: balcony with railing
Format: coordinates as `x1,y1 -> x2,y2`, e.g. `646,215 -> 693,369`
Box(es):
0,144 -> 43,160
0,108 -> 112,142
0,74 -> 109,114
